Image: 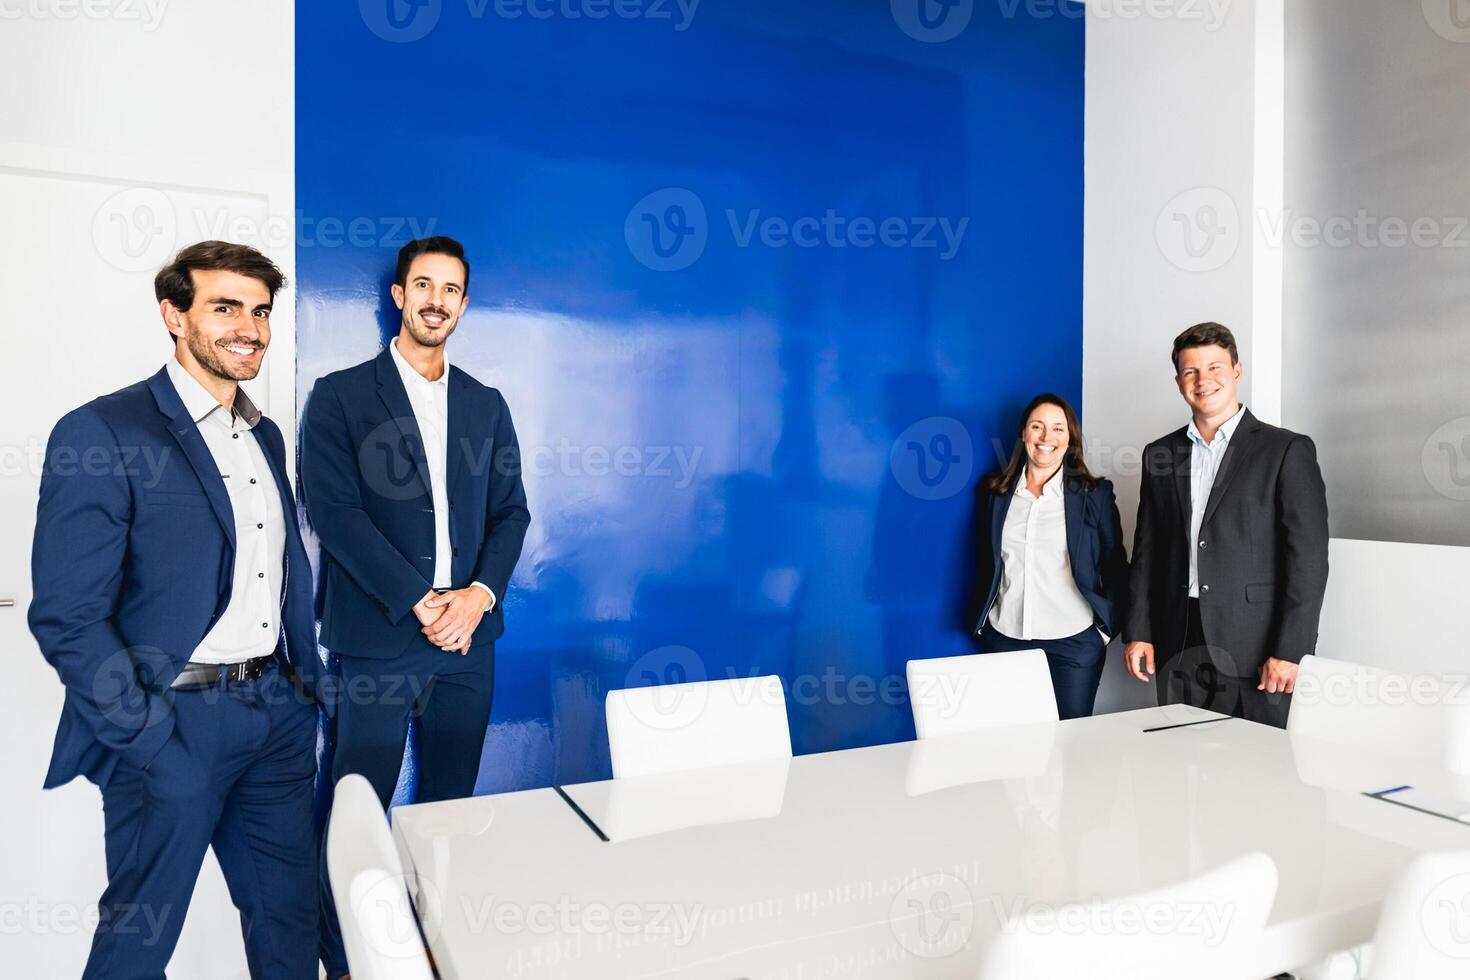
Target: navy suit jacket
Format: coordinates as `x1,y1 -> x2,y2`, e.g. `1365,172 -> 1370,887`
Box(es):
972,474 -> 1129,639
29,368 -> 328,789
300,348 -> 531,659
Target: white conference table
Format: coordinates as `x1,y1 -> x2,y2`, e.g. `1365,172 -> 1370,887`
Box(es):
392,705 -> 1470,979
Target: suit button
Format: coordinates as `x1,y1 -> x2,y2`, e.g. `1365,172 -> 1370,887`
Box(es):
1201,584 -> 1210,593
1199,540 -> 1207,549
453,547 -> 460,556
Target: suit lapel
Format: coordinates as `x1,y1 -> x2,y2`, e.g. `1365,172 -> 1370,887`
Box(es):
990,484 -> 1013,561
1171,433 -> 1192,524
148,369 -> 236,549
253,423 -> 302,550
1062,479 -> 1085,572
374,348 -> 432,496
444,368 -> 472,501
1201,409 -> 1258,529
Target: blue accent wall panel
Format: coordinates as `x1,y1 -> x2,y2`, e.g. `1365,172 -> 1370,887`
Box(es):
297,0 -> 1084,794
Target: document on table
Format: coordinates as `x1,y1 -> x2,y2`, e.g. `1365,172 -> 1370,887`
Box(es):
1367,785 -> 1470,824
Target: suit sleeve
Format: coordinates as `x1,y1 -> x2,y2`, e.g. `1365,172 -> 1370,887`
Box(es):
472,390 -> 531,601
1270,435 -> 1330,663
1123,454 -> 1158,645
1096,480 -> 1130,637
300,377 -> 432,625
28,408 -> 175,770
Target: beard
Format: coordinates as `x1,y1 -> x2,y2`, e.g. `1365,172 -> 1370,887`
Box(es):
184,320 -> 263,382
402,308 -> 457,349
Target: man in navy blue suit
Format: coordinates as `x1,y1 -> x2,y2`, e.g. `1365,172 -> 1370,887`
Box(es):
302,236 -> 530,977
29,241 -> 329,979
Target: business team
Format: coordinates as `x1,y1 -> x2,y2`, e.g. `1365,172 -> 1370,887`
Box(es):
976,322 -> 1329,724
28,237 -> 528,979
27,235 -> 1327,976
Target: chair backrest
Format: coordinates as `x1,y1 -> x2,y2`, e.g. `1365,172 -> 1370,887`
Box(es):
1370,849 -> 1470,979
605,674 -> 792,779
978,852 -> 1279,980
327,774 -> 435,980
907,650 -> 1058,740
1289,655 -> 1470,773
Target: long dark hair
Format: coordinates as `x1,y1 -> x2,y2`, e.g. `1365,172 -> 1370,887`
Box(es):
984,393 -> 1100,495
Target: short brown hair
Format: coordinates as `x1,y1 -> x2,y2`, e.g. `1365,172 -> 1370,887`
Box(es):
1171,321 -> 1239,371
155,241 -> 286,340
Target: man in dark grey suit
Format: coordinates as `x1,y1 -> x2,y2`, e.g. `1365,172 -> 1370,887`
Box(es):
1122,322 -> 1329,728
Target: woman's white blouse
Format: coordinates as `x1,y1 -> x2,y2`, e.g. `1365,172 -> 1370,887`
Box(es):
988,468 -> 1096,641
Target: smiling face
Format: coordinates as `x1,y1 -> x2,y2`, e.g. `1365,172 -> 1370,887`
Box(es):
1174,344 -> 1242,421
1023,401 -> 1070,475
163,268 -> 272,382
391,251 -> 468,350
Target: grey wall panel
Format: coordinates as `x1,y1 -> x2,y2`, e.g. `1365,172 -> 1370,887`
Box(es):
1285,0 -> 1470,545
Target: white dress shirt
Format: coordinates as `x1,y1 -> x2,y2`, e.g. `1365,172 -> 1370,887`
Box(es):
389,339 -> 494,609
988,467 -> 1096,641
1186,404 -> 1246,598
166,358 -> 285,665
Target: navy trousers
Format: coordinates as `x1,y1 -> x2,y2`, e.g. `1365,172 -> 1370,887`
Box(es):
87,661 -> 318,980
980,621 -> 1107,720
319,634 -> 495,977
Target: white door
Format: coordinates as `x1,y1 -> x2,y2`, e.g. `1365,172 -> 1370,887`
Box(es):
0,148 -> 294,980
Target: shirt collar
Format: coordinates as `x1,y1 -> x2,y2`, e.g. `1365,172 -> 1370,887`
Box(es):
1018,466 -> 1065,499
1187,404 -> 1245,449
390,336 -> 450,388
165,357 -> 261,428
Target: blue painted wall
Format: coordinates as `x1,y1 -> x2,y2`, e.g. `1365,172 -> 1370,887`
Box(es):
296,0 -> 1084,793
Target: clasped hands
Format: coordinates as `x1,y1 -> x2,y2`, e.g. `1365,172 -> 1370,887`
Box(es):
413,588 -> 491,654
1123,641 -> 1299,694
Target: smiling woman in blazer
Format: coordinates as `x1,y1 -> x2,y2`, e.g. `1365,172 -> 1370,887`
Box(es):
974,393 -> 1128,719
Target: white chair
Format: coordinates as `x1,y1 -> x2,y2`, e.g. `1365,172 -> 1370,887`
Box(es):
327,774 -> 434,980
1365,849 -> 1470,979
605,674 -> 792,779
978,852 -> 1279,980
1289,655 -> 1470,773
906,650 -> 1057,740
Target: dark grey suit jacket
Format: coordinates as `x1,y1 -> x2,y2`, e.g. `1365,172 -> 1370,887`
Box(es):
1124,409 -> 1329,676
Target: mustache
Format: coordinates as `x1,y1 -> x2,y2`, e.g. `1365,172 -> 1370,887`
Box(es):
216,339 -> 263,350
419,307 -> 451,320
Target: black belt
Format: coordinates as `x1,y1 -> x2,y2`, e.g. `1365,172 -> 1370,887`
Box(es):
170,654 -> 276,691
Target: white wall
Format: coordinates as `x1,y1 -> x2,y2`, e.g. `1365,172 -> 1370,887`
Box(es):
1082,0 -> 1271,713
0,3 -> 295,976
1083,0 -> 1470,710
